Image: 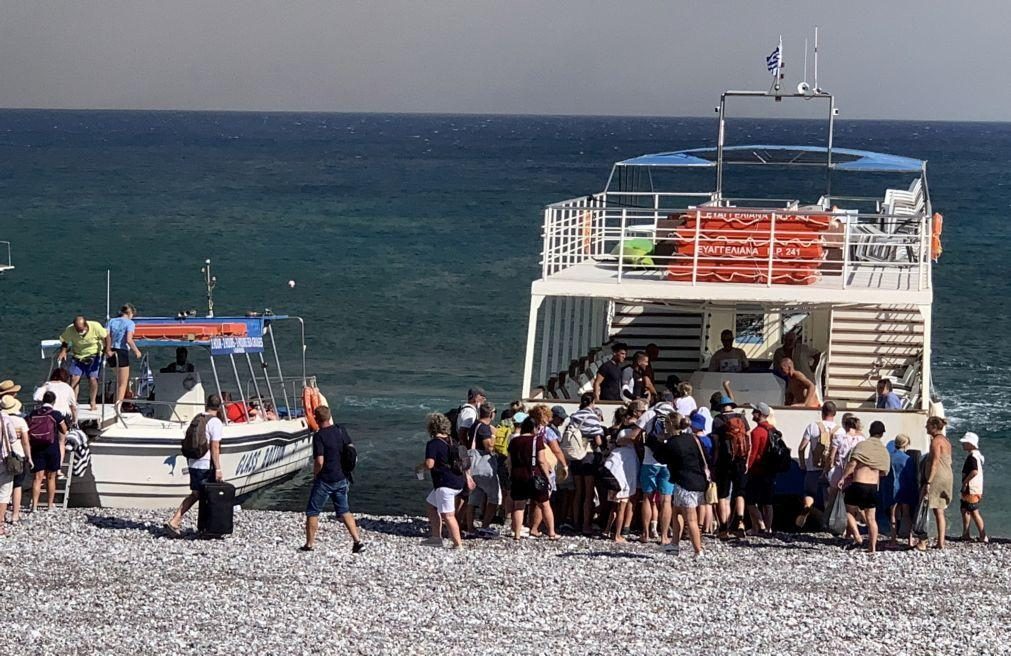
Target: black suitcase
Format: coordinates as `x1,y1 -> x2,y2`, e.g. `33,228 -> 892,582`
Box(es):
197,481 -> 236,537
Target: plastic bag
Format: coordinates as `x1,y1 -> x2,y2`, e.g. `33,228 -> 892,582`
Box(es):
913,496 -> 931,538
827,492 -> 848,535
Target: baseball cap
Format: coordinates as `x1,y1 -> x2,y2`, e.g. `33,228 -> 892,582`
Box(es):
660,389 -> 675,403
755,402 -> 772,417
690,413 -> 707,432
468,387 -> 486,399
551,405 -> 568,420
512,412 -> 529,424
960,432 -> 980,449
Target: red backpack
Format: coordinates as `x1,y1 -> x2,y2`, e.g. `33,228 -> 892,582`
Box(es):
725,414 -> 749,460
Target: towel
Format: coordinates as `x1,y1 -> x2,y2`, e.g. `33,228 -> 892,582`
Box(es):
848,438 -> 890,474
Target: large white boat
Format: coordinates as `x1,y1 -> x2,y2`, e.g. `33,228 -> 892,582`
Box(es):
518,86 -> 943,456
40,313 -> 316,509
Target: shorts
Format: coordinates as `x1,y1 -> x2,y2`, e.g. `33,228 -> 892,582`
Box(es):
511,478 -> 550,504
31,443 -> 62,474
961,494 -> 982,513
426,486 -> 462,515
570,455 -> 596,477
69,356 -> 102,379
803,470 -> 825,500
729,460 -> 748,500
188,467 -> 215,491
0,470 -> 13,504
745,473 -> 775,506
469,473 -> 502,508
107,348 -> 130,369
714,466 -> 733,500
306,478 -> 350,517
844,482 -> 879,510
639,464 -> 674,496
672,485 -> 705,509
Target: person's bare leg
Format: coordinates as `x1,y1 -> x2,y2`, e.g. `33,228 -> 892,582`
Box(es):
541,501 -> 557,537
612,502 -> 627,542
844,507 -> 862,545
442,512 -> 463,547
340,512 -> 361,543
659,495 -> 673,545
639,495 -> 653,543
864,508 -> 878,553
763,504 -> 774,533
115,368 -> 129,406
530,504 -> 544,537
718,498 -> 730,529
971,510 -> 986,541
31,471 -> 44,511
0,503 -> 6,536
797,495 -> 814,528
960,510 -> 971,540
581,477 -> 595,534
46,472 -> 57,509
167,492 -> 199,529
934,508 -> 946,549
511,505 -> 525,541
481,502 -> 498,528
889,504 -> 899,543
89,376 -> 100,410
70,374 -> 82,395
11,485 -> 22,522
747,505 -> 765,533
304,515 -> 319,549
427,504 -> 442,539
682,507 -> 703,555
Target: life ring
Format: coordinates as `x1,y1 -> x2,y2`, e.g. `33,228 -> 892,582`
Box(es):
302,386 -> 321,431
931,213 -> 943,262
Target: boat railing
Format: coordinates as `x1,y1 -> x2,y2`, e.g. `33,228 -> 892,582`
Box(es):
0,241 -> 12,273
541,198 -> 932,290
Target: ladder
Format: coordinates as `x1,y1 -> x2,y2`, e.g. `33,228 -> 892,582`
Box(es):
53,450 -> 76,509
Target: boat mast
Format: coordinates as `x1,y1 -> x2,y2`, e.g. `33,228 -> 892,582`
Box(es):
201,259 -> 217,318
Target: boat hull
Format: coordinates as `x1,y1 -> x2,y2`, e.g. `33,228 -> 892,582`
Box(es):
69,418 -> 313,510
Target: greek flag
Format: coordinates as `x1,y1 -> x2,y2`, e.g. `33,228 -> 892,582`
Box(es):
766,46 -> 782,76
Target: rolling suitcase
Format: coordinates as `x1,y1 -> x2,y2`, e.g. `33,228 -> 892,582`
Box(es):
197,481 -> 236,537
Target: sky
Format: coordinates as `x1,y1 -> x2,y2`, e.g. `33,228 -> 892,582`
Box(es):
1,0 -> 1008,121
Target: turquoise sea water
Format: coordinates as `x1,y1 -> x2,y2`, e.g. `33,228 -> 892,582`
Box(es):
0,111 -> 1008,533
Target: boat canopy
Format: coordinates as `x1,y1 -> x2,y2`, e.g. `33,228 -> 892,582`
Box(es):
616,145 -> 925,173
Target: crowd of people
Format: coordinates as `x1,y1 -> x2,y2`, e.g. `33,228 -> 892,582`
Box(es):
411,381 -> 987,556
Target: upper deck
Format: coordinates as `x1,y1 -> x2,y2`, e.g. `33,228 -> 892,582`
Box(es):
534,144 -> 936,307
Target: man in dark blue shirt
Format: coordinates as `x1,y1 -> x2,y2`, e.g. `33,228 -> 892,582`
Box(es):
301,406 -> 364,553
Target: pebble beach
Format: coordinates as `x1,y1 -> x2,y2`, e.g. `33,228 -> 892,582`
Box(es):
2,508 -> 1007,655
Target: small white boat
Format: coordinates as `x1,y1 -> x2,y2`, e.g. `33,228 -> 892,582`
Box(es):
40,312 -> 318,509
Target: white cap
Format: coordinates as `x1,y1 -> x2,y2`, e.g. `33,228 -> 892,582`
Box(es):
960,432 -> 980,449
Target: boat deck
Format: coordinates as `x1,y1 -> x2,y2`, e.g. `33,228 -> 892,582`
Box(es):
532,258 -> 930,305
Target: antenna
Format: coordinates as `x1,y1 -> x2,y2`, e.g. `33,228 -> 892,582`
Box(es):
814,26 -> 820,92
803,38 -> 808,84
797,37 -> 811,95
201,259 -> 217,318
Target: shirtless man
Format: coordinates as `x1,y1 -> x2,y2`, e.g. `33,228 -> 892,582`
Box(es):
836,422 -> 890,553
780,357 -> 820,407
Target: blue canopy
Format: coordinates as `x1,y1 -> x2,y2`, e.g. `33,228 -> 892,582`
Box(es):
617,145 -> 924,173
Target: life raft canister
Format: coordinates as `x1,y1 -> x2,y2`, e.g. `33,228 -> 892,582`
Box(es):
931,212 -> 943,262
302,386 -> 321,431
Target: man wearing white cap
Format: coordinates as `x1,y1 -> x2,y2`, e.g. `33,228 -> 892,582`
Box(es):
958,432 -> 987,543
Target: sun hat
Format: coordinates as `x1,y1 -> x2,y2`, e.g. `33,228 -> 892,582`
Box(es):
960,432 -> 980,449
513,412 -> 529,424
0,394 -> 22,414
690,413 -> 708,432
0,379 -> 21,396
718,395 -> 737,409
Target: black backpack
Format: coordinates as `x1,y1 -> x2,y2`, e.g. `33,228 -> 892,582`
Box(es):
762,427 -> 792,473
444,406 -> 463,436
341,437 -> 358,484
181,414 -> 211,460
448,442 -> 472,476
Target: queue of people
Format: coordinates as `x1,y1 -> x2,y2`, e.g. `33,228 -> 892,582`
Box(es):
414,384 -> 987,556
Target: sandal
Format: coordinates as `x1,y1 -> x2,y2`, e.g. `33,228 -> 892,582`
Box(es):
547,534 -> 561,541
298,545 -> 314,552
163,523 -> 181,538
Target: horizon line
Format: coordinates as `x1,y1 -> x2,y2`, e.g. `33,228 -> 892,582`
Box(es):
0,105 -> 1008,125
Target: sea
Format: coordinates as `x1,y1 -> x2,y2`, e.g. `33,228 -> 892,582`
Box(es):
0,110 -> 1008,533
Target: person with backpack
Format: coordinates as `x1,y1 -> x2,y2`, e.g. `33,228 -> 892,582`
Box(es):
710,394 -> 750,538
565,392 -> 605,536
28,391 -> 69,511
454,387 -> 487,445
795,401 -> 844,529
745,402 -> 776,536
628,390 -> 678,546
466,402 -> 502,537
301,405 -> 364,554
422,412 -> 465,549
164,394 -> 224,536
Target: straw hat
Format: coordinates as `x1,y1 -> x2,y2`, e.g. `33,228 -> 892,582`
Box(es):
0,394 -> 22,414
0,379 -> 22,396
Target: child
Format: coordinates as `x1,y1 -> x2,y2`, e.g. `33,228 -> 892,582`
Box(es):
674,382 -> 697,417
959,432 -> 987,543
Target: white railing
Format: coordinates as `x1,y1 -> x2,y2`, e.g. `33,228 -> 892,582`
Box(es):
541,199 -> 932,291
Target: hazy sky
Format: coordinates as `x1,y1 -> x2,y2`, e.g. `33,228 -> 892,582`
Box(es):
2,1 -> 1008,120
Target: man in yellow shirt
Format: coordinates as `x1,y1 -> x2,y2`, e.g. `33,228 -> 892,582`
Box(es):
57,315 -> 108,411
